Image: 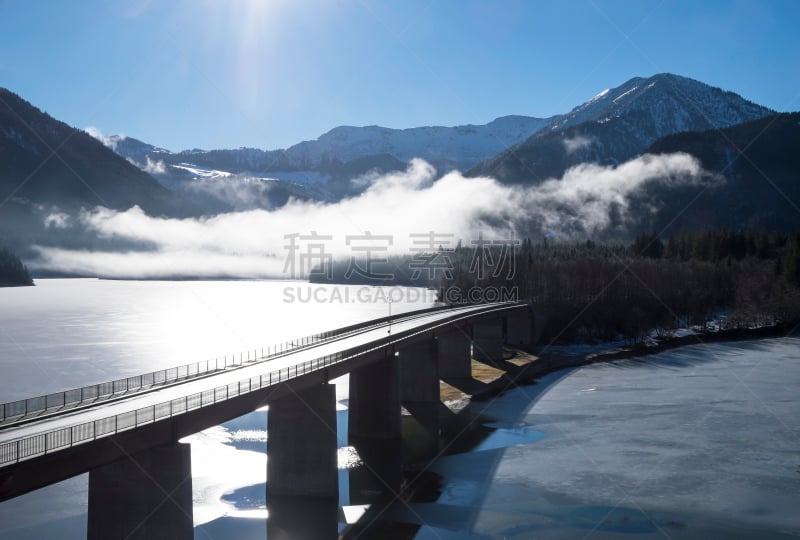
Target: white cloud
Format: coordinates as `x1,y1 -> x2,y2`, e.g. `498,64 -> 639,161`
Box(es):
84,126 -> 125,151
32,154 -> 719,278
44,212 -> 70,229
142,156 -> 166,175
183,175 -> 278,210
562,135 -> 593,154
526,152 -> 717,234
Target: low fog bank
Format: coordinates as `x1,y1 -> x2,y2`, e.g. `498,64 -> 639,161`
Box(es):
28,154 -> 717,279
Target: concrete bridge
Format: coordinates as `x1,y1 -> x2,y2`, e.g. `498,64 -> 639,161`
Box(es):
0,301 -> 535,539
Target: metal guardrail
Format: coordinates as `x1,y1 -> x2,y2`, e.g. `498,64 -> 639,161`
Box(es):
0,303 -> 462,426
0,330 -> 344,424
0,346 -> 353,468
0,302 -> 522,469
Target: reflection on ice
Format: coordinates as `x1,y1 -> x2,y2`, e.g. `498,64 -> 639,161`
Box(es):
342,504 -> 370,524
226,508 -> 269,519
228,429 -> 268,442
471,426 -> 545,452
184,374 -> 360,531
338,445 -> 363,469
182,425 -> 266,526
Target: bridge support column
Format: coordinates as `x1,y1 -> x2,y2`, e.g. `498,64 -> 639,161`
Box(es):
87,442 -> 193,540
348,351 -> 403,502
267,496 -> 338,540
472,318 -> 504,361
349,351 -> 401,441
400,338 -> 440,457
267,383 -> 338,499
506,310 -> 533,346
267,383 -> 338,539
437,327 -> 472,379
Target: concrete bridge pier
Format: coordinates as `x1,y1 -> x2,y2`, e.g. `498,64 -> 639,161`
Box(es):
437,327 -> 472,379
349,351 -> 401,441
267,496 -> 339,540
267,383 -> 338,499
267,383 -> 338,539
505,309 -> 533,346
348,437 -> 403,505
87,441 -> 193,540
349,351 -> 402,501
472,318 -> 504,361
400,337 -> 441,458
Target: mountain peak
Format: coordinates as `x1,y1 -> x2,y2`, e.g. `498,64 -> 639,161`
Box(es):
469,73 -> 775,184
548,72 -> 773,134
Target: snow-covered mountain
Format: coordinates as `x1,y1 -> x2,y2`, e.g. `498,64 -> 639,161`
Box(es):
282,115 -> 555,170
118,114 -> 551,174
105,115 -> 554,207
548,73 -> 769,134
102,134 -> 170,160
138,161 -> 324,214
469,73 -> 774,184
101,72 -> 777,209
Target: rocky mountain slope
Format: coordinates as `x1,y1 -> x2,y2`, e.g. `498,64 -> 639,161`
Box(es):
0,88 -> 176,214
468,73 -> 774,184
106,115 -> 555,204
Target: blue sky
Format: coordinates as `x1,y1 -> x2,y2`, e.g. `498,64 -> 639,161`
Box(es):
1,0 -> 798,151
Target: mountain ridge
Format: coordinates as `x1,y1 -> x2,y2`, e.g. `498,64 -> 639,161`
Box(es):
108,114 -> 556,175
104,72 -> 776,204
0,87 -> 176,214
3,72 -> 791,237
103,113 -> 558,206
468,73 -> 774,184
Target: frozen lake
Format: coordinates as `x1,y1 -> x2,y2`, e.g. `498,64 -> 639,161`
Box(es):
0,280 -> 798,538
387,338 -> 800,539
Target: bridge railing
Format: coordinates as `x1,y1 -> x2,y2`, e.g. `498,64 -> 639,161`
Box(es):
0,303 -> 458,425
0,333 -> 393,468
0,301 -> 520,469
0,326 -> 364,424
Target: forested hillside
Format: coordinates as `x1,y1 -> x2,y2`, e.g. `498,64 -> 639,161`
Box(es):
442,231 -> 800,343
0,247 -> 33,286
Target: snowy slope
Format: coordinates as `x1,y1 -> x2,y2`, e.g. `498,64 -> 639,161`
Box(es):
152,163 -> 322,213
109,115 -> 553,177
105,72 -> 776,203
107,114 -> 554,208
547,73 -> 772,138
283,115 -> 554,169
470,73 -> 775,184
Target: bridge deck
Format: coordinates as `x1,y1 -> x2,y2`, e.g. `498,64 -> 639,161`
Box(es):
0,302 -> 523,470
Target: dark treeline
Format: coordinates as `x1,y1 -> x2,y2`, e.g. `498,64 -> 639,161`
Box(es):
441,231 -> 800,344
308,230 -> 800,344
0,247 -> 33,286
309,255 -> 440,287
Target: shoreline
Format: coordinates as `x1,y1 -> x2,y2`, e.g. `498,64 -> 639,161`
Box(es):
445,323 -> 797,404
